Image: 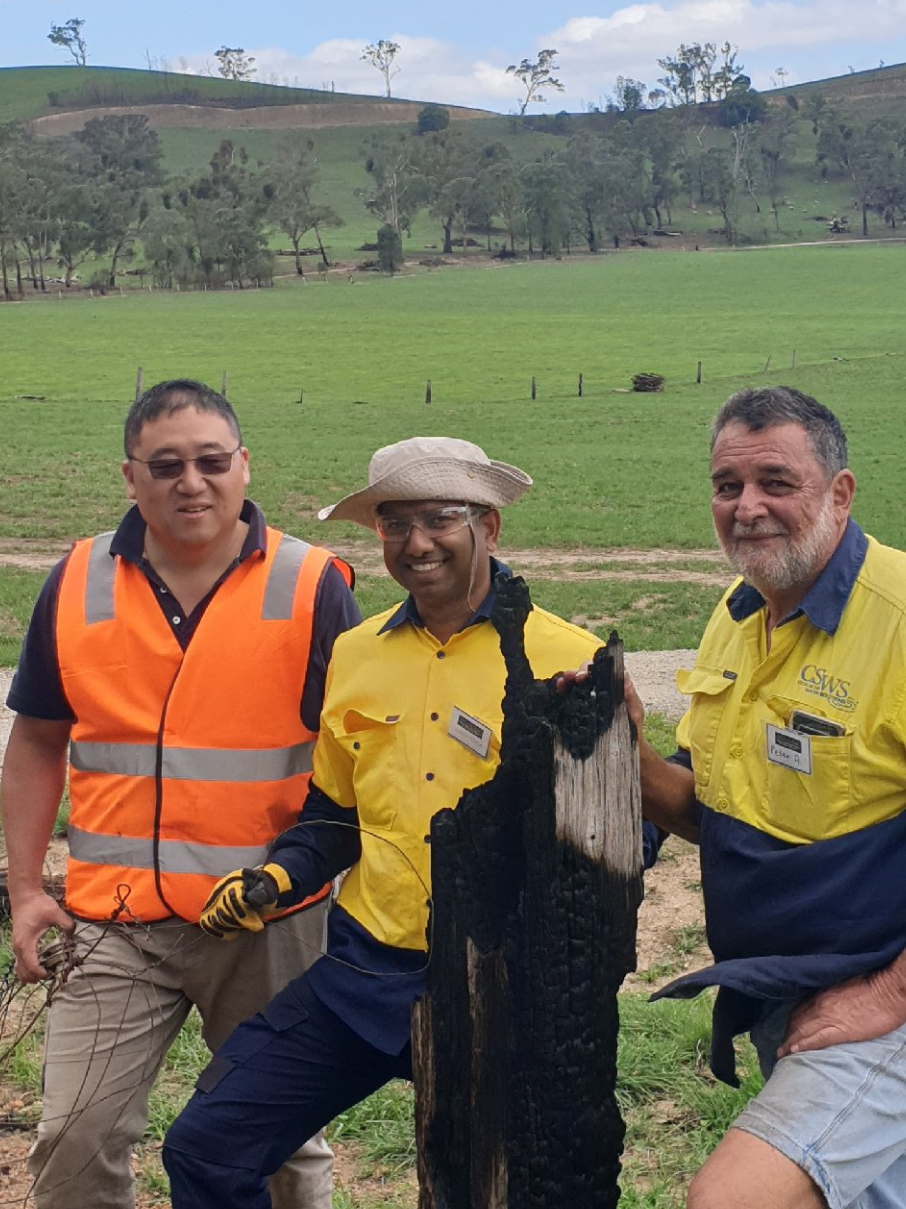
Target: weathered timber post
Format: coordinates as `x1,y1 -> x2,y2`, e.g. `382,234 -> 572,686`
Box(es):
412,575 -> 643,1209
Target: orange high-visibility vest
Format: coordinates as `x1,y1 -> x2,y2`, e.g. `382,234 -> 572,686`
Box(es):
55,527 -> 350,924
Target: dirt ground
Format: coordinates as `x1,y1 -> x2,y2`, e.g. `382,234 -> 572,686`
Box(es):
0,543 -> 712,1207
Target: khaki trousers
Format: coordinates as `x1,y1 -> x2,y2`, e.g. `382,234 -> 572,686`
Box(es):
29,906 -> 332,1209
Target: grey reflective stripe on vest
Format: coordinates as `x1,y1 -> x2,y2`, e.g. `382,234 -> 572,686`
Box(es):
67,824 -> 270,875
263,534 -> 314,621
85,531 -> 315,626
85,532 -> 117,625
69,739 -> 314,781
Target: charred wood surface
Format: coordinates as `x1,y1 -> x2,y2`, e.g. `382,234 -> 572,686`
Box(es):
413,575 -> 643,1209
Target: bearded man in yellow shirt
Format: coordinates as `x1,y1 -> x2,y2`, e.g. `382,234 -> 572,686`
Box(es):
632,386 -> 906,1209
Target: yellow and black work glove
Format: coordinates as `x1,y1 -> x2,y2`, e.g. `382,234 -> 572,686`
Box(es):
199,863 -> 292,939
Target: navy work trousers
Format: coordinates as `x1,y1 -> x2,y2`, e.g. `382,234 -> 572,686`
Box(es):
163,976 -> 412,1209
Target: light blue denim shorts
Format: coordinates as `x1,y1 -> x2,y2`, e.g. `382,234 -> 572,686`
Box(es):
733,1003 -> 906,1209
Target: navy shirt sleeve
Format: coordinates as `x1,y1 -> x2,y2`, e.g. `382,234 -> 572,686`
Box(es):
6,556 -> 74,721
269,781 -> 362,904
300,561 -> 362,732
640,747 -> 692,867
667,746 -> 693,771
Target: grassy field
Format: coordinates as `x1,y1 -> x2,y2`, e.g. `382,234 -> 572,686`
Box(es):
2,241 -> 904,663
3,243 -> 904,543
0,64 -> 377,124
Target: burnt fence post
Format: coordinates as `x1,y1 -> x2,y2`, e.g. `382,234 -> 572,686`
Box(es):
412,575 -> 643,1209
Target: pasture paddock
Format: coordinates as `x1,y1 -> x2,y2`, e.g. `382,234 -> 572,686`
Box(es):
2,242 -> 904,664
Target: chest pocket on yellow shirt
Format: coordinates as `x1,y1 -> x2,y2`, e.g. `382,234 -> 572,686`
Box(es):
762,695 -> 854,843
676,667 -> 734,788
339,709 -> 402,830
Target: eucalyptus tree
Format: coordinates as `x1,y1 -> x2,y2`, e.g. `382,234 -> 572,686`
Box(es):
410,131 -> 476,253
73,114 -> 163,285
263,137 -> 341,271
48,17 -> 88,66
361,40 -> 401,98
506,49 -> 564,116
361,132 -> 422,235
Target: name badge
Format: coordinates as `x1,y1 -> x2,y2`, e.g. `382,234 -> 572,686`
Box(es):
448,707 -> 492,759
766,724 -> 813,775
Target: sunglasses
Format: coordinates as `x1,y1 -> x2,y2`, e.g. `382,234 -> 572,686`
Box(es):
128,446 -> 241,481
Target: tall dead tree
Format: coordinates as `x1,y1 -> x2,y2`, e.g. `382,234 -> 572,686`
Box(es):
412,575 -> 643,1208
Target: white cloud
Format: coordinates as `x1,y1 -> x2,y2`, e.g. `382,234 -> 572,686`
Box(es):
172,5 -> 905,113
176,34 -> 517,111
549,0 -> 906,94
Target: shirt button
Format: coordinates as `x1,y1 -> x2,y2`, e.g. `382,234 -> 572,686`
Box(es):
426,772 -> 435,781
353,741 -> 360,750
436,651 -> 445,660
717,795 -> 729,810
746,691 -> 758,703
430,712 -> 439,721
172,616 -> 182,625
730,745 -> 743,759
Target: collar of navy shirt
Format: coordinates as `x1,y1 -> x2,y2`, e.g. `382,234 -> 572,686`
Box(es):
378,556 -> 511,636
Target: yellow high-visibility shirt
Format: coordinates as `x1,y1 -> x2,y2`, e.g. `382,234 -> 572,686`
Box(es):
314,603 -> 601,950
677,533 -> 906,845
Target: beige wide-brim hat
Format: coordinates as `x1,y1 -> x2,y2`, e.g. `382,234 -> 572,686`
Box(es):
318,436 -> 533,528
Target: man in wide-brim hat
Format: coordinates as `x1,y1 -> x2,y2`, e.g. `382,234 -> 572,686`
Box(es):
164,436 -> 603,1208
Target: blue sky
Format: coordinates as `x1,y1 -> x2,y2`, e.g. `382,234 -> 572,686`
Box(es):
1,0 -> 904,111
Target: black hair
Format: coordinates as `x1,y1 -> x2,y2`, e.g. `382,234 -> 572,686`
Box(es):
123,379 -> 241,455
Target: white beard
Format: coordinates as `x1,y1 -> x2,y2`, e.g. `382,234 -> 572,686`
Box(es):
719,493 -> 838,594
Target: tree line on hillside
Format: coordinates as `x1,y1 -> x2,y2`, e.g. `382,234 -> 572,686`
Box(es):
1,88 -> 905,299
0,117 -> 343,296
325,94 -> 906,257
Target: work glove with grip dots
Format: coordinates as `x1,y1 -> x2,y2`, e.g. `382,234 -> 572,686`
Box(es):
199,863 -> 292,939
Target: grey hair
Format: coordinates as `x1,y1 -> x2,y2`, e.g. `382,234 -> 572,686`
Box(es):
711,386 -> 848,480
124,379 -> 242,456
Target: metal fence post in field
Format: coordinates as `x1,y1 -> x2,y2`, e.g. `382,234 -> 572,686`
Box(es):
134,368 -> 143,402
412,577 -> 643,1208
221,372 -> 228,398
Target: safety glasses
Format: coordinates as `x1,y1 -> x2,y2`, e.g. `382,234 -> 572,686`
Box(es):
128,446 -> 241,481
375,505 -> 485,544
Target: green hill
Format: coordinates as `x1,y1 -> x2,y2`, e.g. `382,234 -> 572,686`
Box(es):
2,61 -> 905,267
0,64 -> 390,125
782,61 -> 906,120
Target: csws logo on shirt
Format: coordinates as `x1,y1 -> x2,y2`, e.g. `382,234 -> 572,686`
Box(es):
797,664 -> 858,712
